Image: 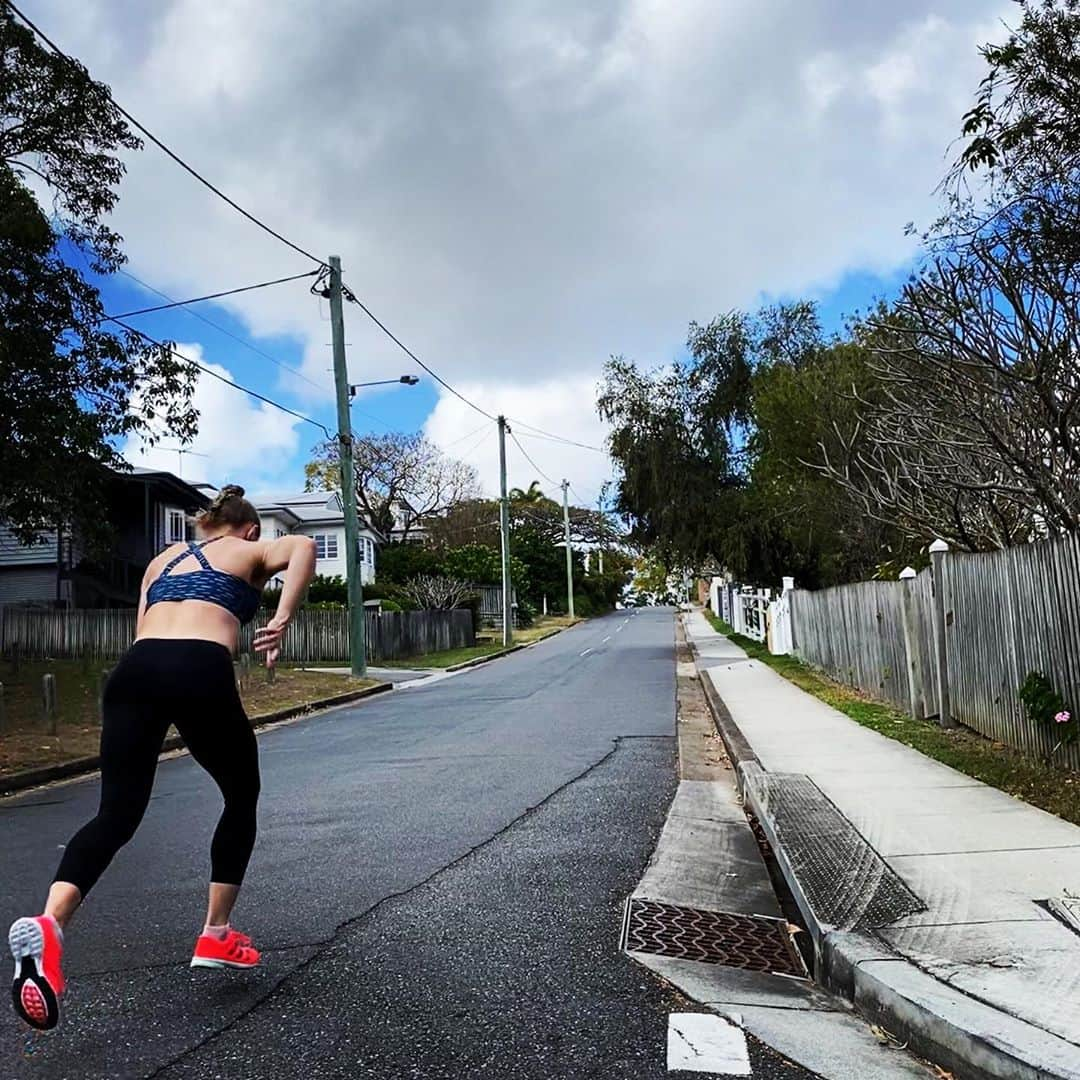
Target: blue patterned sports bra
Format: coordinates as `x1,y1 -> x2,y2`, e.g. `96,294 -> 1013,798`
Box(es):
145,538 -> 262,625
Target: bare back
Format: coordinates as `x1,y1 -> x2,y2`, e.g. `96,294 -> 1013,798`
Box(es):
136,537 -> 271,650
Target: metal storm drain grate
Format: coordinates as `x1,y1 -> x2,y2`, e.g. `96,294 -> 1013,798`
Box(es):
742,767 -> 926,930
621,898 -> 806,977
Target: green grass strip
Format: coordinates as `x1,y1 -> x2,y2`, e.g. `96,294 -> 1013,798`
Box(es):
700,609 -> 1080,827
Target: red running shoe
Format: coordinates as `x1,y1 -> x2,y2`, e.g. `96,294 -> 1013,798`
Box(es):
9,916 -> 65,1031
190,929 -> 260,970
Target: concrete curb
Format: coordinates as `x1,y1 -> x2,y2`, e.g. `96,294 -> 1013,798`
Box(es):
445,643 -> 528,671
687,622 -> 1080,1080
0,680 -> 393,797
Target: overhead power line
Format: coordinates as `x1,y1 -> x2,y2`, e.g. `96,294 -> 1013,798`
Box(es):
9,0 -> 606,455
507,420 -> 605,453
106,270 -> 318,319
108,317 -> 331,437
339,286 -> 497,422
116,268 -> 332,395
439,421 -> 492,451
6,0 -> 324,267
509,430 -> 558,487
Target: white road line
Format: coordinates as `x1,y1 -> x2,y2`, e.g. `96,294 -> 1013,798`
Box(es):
667,1013 -> 751,1075
579,648 -> 593,657
602,635 -> 611,643
615,625 -> 624,633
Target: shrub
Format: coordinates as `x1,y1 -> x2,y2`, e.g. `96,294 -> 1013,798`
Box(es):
308,574 -> 348,604
377,543 -> 444,584
573,593 -> 599,618
1019,671 -> 1077,746
379,598 -> 402,612
517,598 -> 537,628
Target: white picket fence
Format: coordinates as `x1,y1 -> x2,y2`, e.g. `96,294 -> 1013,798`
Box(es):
709,533 -> 1080,771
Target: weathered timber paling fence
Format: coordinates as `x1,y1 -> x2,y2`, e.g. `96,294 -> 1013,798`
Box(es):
789,580 -> 914,713
0,607 -> 474,664
787,532 -> 1080,772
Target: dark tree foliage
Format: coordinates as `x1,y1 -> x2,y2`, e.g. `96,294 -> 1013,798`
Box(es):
957,0 -> 1080,191
0,11 -> 197,546
597,354 -> 741,568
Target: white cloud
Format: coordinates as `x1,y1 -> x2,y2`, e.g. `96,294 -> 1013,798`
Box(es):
121,343 -> 302,488
24,0 -> 1015,478
424,375 -> 611,504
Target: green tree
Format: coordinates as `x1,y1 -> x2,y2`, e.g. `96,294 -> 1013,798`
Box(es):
745,336 -> 909,586
509,481 -> 545,503
597,352 -> 741,567
425,497 -> 501,549
442,543 -> 528,592
375,543 -> 444,585
1,11 -> 197,545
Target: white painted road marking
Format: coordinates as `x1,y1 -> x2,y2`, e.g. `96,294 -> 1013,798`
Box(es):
579,648 -> 593,657
602,636 -> 611,643
667,1013 -> 751,1075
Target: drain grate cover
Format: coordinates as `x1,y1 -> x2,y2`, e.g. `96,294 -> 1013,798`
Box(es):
743,767 -> 926,930
621,898 -> 806,977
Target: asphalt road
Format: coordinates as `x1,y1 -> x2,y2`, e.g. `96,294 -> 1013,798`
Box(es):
0,608 -> 811,1079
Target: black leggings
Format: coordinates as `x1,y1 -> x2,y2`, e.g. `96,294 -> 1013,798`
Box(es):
55,639 -> 260,898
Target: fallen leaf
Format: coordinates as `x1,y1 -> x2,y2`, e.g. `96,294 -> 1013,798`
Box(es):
868,1024 -> 909,1050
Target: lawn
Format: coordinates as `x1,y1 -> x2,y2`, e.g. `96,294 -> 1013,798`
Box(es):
0,658 -> 378,778
700,608 -> 1080,827
381,614 -> 579,669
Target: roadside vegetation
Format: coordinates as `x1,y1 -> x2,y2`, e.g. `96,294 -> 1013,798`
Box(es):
701,610 -> 1080,828
0,660 -> 377,778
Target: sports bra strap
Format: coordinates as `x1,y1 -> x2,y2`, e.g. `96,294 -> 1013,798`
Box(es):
159,536 -> 220,576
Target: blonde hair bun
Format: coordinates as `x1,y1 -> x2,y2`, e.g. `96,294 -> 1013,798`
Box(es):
199,484 -> 258,531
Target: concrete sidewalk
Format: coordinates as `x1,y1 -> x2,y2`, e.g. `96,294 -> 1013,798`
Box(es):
684,610 -> 1080,1080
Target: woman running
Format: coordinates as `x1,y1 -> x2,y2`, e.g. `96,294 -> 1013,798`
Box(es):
9,485 -> 317,1030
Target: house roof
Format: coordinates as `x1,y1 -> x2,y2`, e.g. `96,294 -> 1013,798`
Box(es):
118,467 -> 210,509
252,490 -> 386,541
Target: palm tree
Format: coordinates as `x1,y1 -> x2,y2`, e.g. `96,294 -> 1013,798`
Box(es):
509,480 -> 545,503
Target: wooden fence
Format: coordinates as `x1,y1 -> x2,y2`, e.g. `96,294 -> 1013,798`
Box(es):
788,532 -> 1080,771
790,580 -> 914,713
0,606 -> 474,664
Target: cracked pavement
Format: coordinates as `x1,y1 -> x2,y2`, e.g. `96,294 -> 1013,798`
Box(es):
0,609 -> 810,1078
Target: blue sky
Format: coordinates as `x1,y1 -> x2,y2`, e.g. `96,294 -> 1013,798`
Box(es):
102,260 -> 911,500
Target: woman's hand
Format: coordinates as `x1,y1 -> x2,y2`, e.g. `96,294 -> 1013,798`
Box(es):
253,613 -> 290,668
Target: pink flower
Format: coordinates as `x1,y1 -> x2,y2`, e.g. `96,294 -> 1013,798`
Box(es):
1056,711 -> 1071,725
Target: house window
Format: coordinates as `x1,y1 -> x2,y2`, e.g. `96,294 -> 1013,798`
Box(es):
166,509 -> 187,544
365,538 -> 375,565
275,528 -> 286,539
314,533 -> 339,560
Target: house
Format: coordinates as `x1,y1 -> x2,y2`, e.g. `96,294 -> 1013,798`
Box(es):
0,466 -> 210,608
385,496 -> 430,545
251,490 -> 381,586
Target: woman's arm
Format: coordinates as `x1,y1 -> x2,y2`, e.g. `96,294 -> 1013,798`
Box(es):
252,535 -> 317,666
135,574 -> 151,637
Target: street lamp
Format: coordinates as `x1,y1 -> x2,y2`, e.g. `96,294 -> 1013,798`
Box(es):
348,375 -> 419,398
